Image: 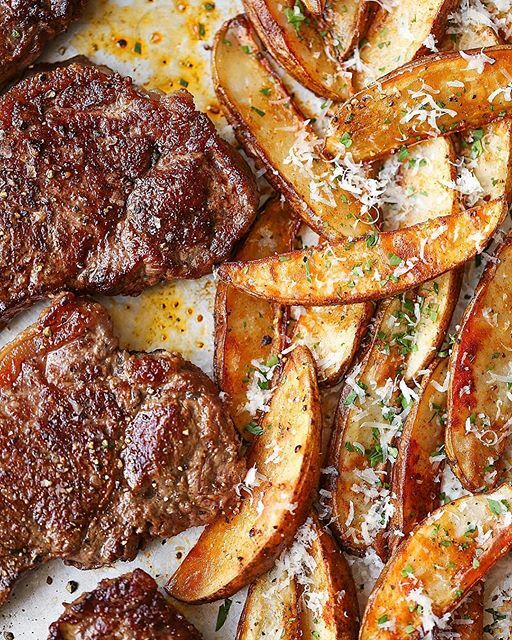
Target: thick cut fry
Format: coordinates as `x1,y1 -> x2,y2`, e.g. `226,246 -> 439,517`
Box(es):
237,569 -> 302,640
242,0 -> 351,100
353,0 -> 457,89
166,346 -> 321,603
213,15 -> 371,241
388,358 -> 448,552
321,0 -> 371,60
447,236 -> 512,492
359,485 -> 512,640
217,198 -> 507,306
302,0 -> 323,16
214,199 -> 297,436
290,303 -> 372,386
326,46 -> 512,162
299,515 -> 360,639
326,282 -> 455,558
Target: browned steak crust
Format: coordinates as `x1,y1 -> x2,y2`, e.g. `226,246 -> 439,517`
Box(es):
0,59 -> 258,324
48,569 -> 201,639
0,0 -> 86,85
0,292 -> 246,606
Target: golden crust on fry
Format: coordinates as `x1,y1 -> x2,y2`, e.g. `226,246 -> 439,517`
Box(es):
217,199 -> 506,306
360,485 -> 512,640
326,46 -> 512,162
166,346 -> 322,603
214,199 -> 297,437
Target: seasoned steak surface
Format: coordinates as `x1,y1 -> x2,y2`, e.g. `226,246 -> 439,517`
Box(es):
0,59 -> 257,324
0,293 -> 245,606
0,0 -> 86,85
49,569 -> 201,639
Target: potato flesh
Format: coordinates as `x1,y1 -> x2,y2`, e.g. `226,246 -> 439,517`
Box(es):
217,198 -> 507,305
214,199 -> 296,436
167,346 -> 321,603
354,0 -> 457,89
360,485 -> 512,640
326,46 -> 512,162
299,517 -> 360,640
213,15 -> 371,241
289,303 -> 371,386
238,569 -> 302,640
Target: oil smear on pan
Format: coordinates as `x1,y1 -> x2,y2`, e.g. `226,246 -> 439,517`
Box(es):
45,0 -> 244,366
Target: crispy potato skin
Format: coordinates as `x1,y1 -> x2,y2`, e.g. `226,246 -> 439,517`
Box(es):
360,485 -> 512,640
388,358 -> 448,553
214,199 -> 298,436
213,15 -> 371,241
217,199 -> 507,306
166,346 -> 322,603
242,0 -> 351,100
353,0 -> 458,89
447,235 -> 512,492
326,46 -> 512,162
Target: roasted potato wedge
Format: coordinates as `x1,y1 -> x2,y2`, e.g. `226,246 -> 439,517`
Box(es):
299,515 -> 360,639
388,358 -> 448,553
326,285 -> 455,558
214,199 -> 297,436
213,15 -> 371,241
325,46 -> 512,162
353,0 -> 457,89
166,346 -> 321,603
289,303 -> 372,386
359,485 -> 512,640
242,0 -> 351,100
217,198 -> 507,306
302,0 -> 323,16
237,568 -> 302,640
447,235 -> 512,492
321,0 -> 372,60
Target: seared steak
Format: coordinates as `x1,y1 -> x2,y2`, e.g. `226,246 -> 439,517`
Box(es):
49,569 -> 201,639
0,59 -> 258,325
0,292 -> 246,606
0,0 -> 86,86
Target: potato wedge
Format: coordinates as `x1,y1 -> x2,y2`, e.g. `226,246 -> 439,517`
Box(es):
242,0 -> 351,100
447,235 -> 512,492
353,0 -> 457,89
325,46 -> 512,162
214,199 -> 297,436
299,515 -> 360,639
237,568 -> 302,640
326,284 -> 455,558
302,0 -> 323,17
388,358 -> 448,553
289,303 -> 372,386
321,0 -> 372,61
166,345 -> 321,603
359,484 -> 512,640
213,15 -> 371,241
217,198 -> 507,306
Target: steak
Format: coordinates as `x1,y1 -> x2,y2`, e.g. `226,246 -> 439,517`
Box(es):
0,0 -> 86,85
0,59 -> 258,325
0,292 -> 246,607
48,569 -> 202,639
